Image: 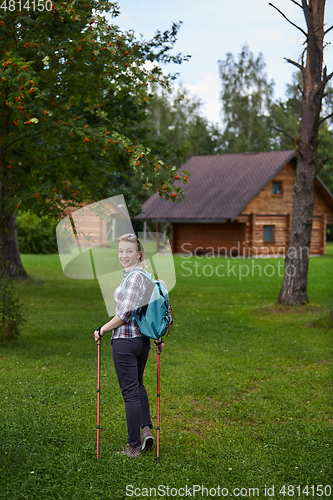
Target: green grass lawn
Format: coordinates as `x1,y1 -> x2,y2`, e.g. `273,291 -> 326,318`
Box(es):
0,245 -> 332,500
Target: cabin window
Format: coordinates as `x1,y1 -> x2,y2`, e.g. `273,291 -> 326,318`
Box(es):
272,181 -> 282,195
263,225 -> 274,242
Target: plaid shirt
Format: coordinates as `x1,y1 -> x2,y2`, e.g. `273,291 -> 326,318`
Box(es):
112,266 -> 149,339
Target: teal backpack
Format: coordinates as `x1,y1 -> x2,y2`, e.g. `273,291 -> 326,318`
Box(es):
121,269 -> 174,340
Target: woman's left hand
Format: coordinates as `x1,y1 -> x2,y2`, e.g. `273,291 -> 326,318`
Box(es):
154,340 -> 164,354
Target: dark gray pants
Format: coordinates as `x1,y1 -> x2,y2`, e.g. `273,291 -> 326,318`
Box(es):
111,336 -> 153,448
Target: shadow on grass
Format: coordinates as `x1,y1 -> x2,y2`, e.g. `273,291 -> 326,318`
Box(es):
252,302 -> 333,330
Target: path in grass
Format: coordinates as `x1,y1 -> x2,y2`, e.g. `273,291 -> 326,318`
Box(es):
0,247 -> 332,499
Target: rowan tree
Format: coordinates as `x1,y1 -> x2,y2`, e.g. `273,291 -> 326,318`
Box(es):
0,0 -> 189,277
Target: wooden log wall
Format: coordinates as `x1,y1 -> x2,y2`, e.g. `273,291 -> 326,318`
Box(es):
172,223 -> 246,255
237,161 -> 333,256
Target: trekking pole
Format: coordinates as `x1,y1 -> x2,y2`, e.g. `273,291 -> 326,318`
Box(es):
97,337 -> 101,460
157,351 -> 160,464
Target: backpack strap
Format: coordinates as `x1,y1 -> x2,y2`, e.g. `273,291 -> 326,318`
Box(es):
121,269 -> 153,296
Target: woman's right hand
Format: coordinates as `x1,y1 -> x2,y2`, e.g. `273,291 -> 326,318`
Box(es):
94,327 -> 103,343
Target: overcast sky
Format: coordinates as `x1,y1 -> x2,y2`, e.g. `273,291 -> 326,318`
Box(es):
111,0 -> 333,127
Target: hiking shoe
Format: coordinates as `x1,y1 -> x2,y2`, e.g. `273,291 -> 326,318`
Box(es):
141,425 -> 154,451
118,444 -> 142,458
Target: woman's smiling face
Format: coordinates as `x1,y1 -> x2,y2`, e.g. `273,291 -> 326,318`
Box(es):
118,240 -> 141,270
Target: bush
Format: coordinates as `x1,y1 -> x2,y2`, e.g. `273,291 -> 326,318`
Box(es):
17,212 -> 59,254
0,271 -> 26,342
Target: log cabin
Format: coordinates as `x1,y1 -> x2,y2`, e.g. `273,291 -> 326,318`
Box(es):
135,151 -> 333,257
63,196 -> 132,248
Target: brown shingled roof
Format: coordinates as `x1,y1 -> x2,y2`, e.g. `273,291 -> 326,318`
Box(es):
136,150 -> 298,222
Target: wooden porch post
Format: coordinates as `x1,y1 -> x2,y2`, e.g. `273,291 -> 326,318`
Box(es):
321,214 -> 326,255
249,213 -> 255,257
285,213 -> 290,254
170,223 -> 174,253
156,222 -> 160,253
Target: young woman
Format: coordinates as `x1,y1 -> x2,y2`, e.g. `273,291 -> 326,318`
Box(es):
94,233 -> 164,458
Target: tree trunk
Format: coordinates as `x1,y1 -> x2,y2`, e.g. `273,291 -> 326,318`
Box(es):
0,210 -> 28,278
278,0 -> 326,305
0,136 -> 28,278
277,154 -> 317,305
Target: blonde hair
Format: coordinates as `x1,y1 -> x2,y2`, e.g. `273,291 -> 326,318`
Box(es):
117,233 -> 147,268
